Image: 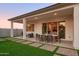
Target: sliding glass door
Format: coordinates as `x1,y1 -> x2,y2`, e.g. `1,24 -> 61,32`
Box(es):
48,22 -> 57,35
42,22 -> 58,35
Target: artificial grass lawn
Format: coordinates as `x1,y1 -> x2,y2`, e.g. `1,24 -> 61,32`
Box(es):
77,50 -> 79,56
0,37 -> 79,56
0,38 -> 54,56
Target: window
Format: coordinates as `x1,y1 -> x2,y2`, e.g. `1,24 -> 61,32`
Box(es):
26,24 -> 34,32
42,23 -> 47,34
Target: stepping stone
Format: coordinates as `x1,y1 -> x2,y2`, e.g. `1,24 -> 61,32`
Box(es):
57,47 -> 78,56
15,40 -> 25,42
54,54 -> 60,56
40,45 -> 56,51
29,43 -> 42,47
11,40 -> 18,42
21,41 -> 32,44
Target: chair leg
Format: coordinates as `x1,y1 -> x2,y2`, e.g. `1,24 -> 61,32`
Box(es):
59,39 -> 61,43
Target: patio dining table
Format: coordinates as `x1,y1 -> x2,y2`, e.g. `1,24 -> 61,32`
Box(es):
43,34 -> 58,42
52,34 -> 59,42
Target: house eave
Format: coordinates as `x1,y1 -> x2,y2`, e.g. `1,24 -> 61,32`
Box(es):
8,3 -> 76,21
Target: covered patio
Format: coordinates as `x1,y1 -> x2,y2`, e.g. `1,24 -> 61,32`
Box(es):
8,3 -> 79,49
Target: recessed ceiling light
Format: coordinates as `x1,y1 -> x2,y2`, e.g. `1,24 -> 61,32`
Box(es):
35,17 -> 38,19
63,17 -> 66,19
54,13 -> 57,15
27,24 -> 30,27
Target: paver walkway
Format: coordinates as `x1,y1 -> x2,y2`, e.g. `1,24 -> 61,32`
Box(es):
21,41 -> 33,44
29,43 -> 43,47
40,45 -> 56,51
56,47 -> 78,56
54,54 -> 60,56
9,38 -> 78,56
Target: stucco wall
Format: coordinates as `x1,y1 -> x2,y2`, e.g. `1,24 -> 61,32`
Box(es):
73,4 -> 79,49
65,17 -> 74,41
27,15 -> 74,41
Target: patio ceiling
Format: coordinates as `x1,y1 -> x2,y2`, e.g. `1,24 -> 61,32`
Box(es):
12,7 -> 73,23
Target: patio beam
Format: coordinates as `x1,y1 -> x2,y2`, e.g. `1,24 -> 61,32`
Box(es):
10,21 -> 14,37
73,4 -> 79,49
23,18 -> 27,39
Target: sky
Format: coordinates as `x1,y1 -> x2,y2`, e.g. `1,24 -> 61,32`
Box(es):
0,3 -> 54,29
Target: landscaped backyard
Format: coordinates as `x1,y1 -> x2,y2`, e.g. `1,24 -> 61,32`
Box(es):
0,37 -> 57,56
0,37 -> 79,56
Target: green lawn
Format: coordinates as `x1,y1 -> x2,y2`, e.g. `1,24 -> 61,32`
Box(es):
0,37 -> 79,56
0,38 -> 54,56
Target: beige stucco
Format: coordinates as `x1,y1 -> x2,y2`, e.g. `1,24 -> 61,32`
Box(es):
73,4 -> 79,49
23,18 -> 27,39
65,16 -> 74,41
11,21 -> 14,37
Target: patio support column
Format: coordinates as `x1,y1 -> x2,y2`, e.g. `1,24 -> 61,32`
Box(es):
74,5 -> 79,49
23,18 -> 27,39
11,21 -> 14,37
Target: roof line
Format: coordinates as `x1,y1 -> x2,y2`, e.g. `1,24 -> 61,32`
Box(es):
8,3 -> 58,20
8,3 -> 76,21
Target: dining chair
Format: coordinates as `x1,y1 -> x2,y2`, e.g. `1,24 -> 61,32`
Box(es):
54,36 -> 61,43
40,35 -> 43,42
46,35 -> 53,43
36,34 -> 40,41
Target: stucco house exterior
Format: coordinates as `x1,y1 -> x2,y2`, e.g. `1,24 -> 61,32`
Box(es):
8,3 -> 79,49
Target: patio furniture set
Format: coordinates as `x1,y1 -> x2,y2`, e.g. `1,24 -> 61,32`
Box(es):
35,33 -> 61,43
